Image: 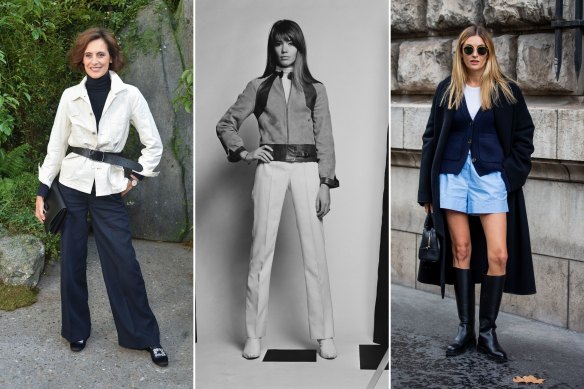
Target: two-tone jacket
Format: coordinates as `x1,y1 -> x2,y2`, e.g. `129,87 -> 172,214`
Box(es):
38,71 -> 163,196
216,73 -> 338,187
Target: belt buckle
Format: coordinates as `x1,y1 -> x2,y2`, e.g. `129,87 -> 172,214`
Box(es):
286,145 -> 296,161
89,149 -> 105,162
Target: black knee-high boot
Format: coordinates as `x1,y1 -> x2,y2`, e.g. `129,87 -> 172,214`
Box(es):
446,268 -> 476,356
477,274 -> 508,361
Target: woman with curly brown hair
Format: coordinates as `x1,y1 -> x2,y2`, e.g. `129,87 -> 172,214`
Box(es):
35,27 -> 168,367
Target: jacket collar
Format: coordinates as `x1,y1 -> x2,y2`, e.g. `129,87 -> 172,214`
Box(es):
70,71 -> 126,100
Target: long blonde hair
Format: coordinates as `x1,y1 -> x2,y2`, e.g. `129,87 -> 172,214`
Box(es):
442,25 -> 516,110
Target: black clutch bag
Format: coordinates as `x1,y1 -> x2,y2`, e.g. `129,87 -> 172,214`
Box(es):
418,213 -> 440,263
44,180 -> 67,234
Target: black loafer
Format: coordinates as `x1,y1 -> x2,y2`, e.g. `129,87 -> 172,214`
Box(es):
70,339 -> 87,352
147,345 -> 169,367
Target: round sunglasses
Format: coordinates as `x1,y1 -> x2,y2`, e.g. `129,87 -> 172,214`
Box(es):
463,45 -> 488,56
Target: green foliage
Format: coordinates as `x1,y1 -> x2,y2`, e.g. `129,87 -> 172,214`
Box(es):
173,68 -> 193,113
0,0 -> 150,153
0,143 -> 31,178
0,172 -> 60,262
0,282 -> 39,311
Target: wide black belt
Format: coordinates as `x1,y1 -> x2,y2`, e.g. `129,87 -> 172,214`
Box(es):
70,147 -> 143,172
263,144 -> 318,162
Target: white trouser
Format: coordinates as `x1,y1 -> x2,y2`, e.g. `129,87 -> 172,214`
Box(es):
245,161 -> 334,339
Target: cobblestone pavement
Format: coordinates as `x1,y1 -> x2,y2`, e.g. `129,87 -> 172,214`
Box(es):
392,284 -> 584,389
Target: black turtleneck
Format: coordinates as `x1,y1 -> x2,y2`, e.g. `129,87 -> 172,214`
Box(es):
86,72 -> 111,129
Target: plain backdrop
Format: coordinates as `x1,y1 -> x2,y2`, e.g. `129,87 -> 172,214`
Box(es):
195,0 -> 388,346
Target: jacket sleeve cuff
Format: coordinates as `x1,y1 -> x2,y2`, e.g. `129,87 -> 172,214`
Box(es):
320,176 -> 339,189
227,146 -> 247,162
131,172 -> 145,180
37,183 -> 50,199
418,196 -> 431,207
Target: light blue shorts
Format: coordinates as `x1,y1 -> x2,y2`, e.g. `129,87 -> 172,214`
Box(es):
439,154 -> 508,215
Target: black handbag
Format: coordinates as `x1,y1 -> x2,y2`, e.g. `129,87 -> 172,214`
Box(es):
44,180 -> 67,234
418,213 -> 440,262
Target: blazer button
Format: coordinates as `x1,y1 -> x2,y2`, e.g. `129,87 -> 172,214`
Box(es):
472,157 -> 477,163
467,138 -> 472,144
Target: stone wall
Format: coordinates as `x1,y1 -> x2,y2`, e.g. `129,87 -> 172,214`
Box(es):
392,0 -> 583,94
122,0 -> 193,242
391,0 -> 584,332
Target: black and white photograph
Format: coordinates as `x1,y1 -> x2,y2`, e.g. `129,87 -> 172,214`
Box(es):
195,0 -> 388,387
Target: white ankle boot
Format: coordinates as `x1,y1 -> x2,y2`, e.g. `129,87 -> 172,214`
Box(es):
318,338 -> 337,359
242,338 -> 261,359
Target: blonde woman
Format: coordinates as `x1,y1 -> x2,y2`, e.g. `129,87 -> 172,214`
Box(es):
417,25 -> 536,362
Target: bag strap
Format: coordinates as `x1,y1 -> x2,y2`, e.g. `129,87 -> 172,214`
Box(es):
424,213 -> 434,229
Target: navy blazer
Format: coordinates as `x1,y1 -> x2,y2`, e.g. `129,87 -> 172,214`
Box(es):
417,76 -> 536,296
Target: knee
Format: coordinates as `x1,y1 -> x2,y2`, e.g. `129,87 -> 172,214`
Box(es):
452,242 -> 471,265
489,247 -> 508,269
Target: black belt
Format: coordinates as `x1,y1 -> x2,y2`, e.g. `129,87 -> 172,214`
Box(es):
70,147 -> 143,172
263,144 -> 318,162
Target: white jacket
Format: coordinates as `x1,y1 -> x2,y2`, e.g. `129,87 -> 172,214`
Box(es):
38,71 -> 163,196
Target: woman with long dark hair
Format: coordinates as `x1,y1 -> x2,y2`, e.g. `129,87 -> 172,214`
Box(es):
217,19 -> 339,360
35,27 -> 168,367
418,25 -> 536,362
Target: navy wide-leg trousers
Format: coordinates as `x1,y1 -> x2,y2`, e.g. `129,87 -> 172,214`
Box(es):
59,182 -> 160,349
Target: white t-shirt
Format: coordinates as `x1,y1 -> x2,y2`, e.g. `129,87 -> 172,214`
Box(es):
276,67 -> 292,103
464,84 -> 481,120
281,71 -> 292,103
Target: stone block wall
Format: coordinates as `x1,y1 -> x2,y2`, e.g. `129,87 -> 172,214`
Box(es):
392,0 -> 583,94
391,0 -> 584,332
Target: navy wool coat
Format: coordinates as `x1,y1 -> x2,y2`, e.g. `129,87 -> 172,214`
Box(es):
417,76 -> 536,297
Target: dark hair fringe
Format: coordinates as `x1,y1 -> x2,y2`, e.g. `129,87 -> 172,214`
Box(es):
261,20 -> 319,88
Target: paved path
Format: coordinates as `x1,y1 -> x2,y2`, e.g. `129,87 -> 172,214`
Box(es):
392,284 -> 584,389
0,238 -> 193,388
